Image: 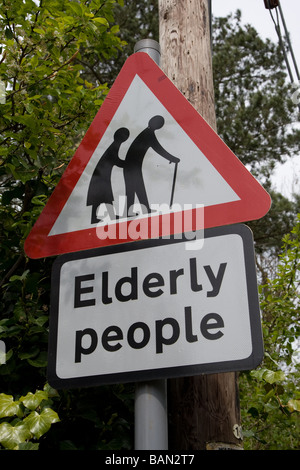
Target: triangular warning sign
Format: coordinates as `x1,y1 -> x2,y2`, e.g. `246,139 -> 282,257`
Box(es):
24,52 -> 271,259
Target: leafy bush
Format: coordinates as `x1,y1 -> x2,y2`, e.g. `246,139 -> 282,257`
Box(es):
0,385 -> 59,450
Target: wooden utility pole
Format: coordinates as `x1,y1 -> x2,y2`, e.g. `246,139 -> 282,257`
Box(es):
159,0 -> 243,450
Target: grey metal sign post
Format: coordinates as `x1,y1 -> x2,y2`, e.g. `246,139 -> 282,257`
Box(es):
134,380 -> 168,450
133,39 -> 169,451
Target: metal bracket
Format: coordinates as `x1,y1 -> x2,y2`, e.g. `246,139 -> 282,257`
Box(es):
264,0 -> 279,9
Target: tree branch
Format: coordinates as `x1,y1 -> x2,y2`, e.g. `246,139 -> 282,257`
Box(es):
0,254 -> 25,289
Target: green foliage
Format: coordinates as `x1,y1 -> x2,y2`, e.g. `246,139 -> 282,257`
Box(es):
260,216 -> 300,365
42,384 -> 134,450
0,0 -> 124,269
240,216 -> 300,449
249,188 -> 300,256
0,384 -> 59,450
0,0 -> 134,451
212,23 -> 300,442
213,11 -> 300,180
0,0 -> 123,186
80,0 -> 159,87
112,0 -> 159,80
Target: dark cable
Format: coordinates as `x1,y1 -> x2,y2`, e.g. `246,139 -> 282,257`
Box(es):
268,1 -> 300,112
269,3 -> 294,82
278,1 -> 300,82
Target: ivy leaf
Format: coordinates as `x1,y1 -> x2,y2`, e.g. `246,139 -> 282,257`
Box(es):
251,368 -> 285,384
33,27 -> 45,36
20,390 -> 49,410
287,399 -> 300,413
27,351 -> 48,368
0,394 -> 23,418
263,370 -> 285,384
68,2 -> 83,16
0,422 -> 30,450
92,17 -> 109,27
18,441 -> 40,450
23,408 -> 60,439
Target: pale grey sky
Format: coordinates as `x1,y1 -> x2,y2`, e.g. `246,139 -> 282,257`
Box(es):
213,0 -> 300,68
212,0 -> 300,197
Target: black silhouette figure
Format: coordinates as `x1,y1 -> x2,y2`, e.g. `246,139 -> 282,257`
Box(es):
87,127 -> 129,224
123,115 -> 180,216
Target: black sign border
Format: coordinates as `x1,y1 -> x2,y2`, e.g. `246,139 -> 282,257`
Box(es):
48,224 -> 263,389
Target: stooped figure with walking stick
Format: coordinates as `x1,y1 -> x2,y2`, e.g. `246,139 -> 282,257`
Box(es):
123,115 -> 180,216
87,115 -> 180,223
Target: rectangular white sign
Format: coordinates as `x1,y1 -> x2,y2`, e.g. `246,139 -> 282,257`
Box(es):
48,225 -> 263,388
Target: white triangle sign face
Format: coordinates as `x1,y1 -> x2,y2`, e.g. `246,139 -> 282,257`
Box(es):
25,53 -> 271,259
49,75 -> 239,237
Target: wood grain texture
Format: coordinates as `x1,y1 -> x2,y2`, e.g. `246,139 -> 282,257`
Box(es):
159,0 -> 217,130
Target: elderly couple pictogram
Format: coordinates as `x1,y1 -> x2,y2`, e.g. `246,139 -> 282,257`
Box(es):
87,115 -> 180,223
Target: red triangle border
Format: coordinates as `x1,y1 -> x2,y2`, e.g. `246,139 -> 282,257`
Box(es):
24,53 -> 271,259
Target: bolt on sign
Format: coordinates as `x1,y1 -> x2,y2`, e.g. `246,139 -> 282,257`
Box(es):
47,224 -> 263,389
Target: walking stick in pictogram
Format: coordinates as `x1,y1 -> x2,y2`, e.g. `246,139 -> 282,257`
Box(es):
170,160 -> 178,207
